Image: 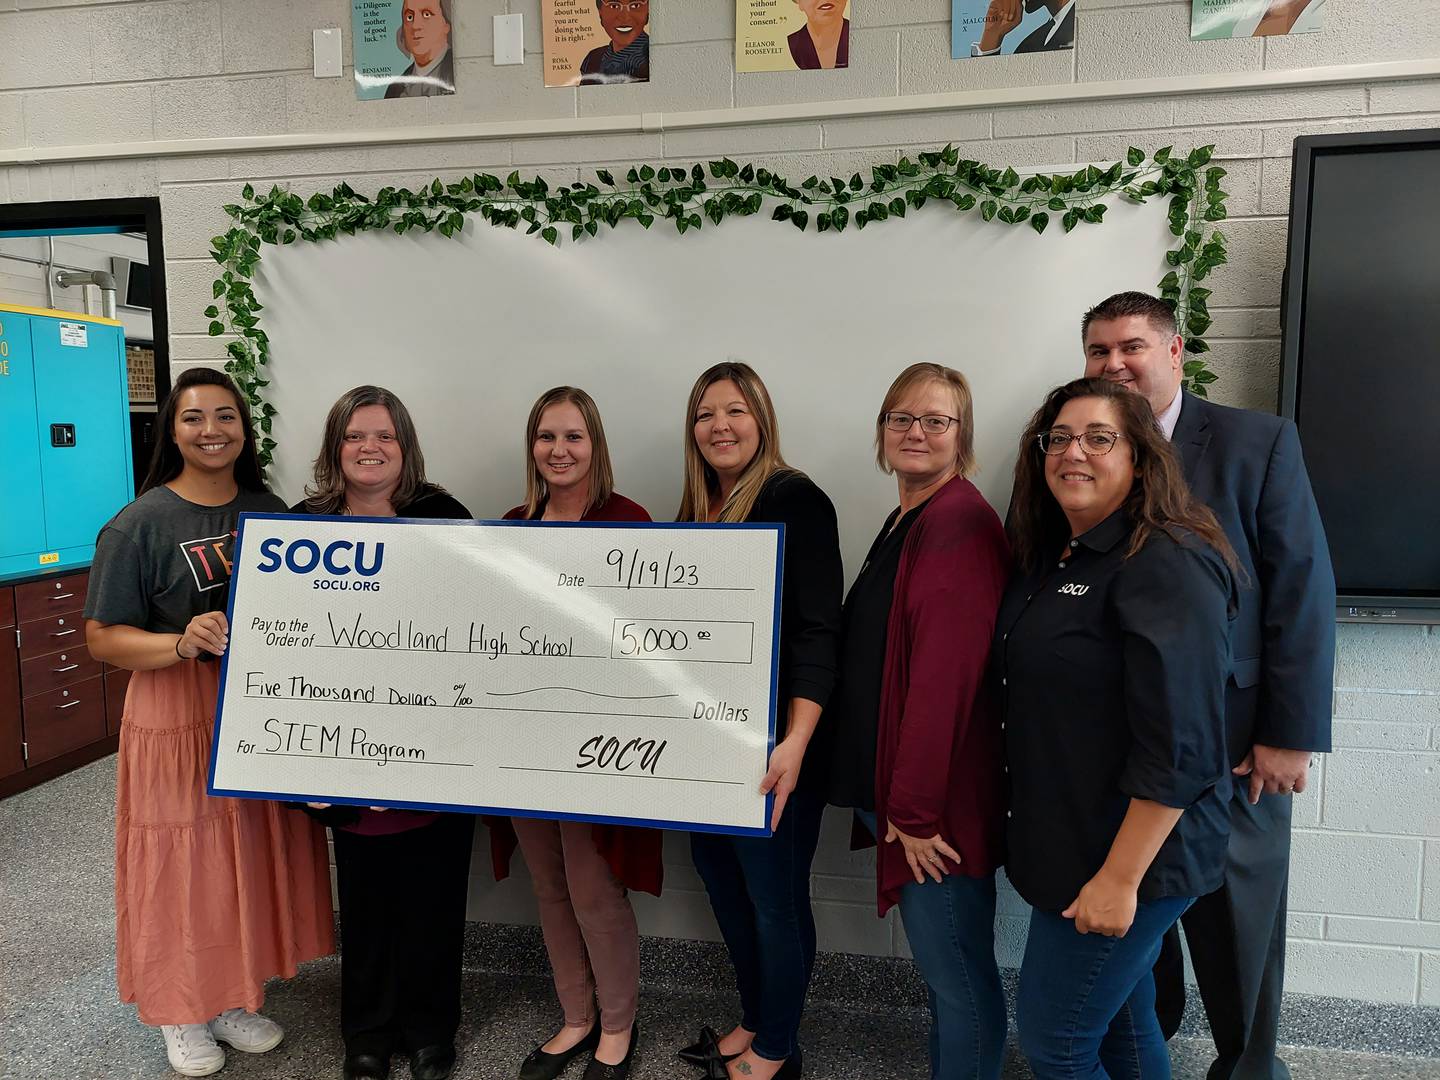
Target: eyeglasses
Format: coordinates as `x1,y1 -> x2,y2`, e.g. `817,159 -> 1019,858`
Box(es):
883,412 -> 959,435
1037,429 -> 1126,456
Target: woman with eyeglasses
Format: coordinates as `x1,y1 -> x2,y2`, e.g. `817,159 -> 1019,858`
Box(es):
818,363 -> 1010,1080
999,378 -> 1238,1080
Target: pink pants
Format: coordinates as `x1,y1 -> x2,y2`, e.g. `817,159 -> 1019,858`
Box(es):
512,818 -> 640,1033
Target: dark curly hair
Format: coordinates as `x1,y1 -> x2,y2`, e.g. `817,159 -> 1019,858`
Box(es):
1008,377 -> 1237,575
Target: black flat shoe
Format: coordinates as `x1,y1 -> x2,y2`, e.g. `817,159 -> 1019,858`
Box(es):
343,1051 -> 390,1080
410,1043 -> 456,1080
519,1022 -> 601,1080
582,1021 -> 639,1080
678,1026 -> 720,1066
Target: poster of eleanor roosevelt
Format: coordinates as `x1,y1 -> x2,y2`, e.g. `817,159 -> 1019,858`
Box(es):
352,0 -> 457,100
737,0 -> 850,72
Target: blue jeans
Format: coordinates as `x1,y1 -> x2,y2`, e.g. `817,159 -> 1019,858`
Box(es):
1018,896 -> 1193,1079
691,791 -> 825,1062
857,810 -> 1006,1080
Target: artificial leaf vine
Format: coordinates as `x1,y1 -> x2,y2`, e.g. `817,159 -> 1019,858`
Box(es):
207,144 -> 1228,468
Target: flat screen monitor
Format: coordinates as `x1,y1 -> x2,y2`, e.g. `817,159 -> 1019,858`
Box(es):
112,255 -> 151,310
1280,129 -> 1440,623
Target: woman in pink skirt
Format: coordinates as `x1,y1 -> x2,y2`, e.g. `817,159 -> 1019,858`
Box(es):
85,368 -> 334,1077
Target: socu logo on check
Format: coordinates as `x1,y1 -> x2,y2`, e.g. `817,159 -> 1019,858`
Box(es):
255,537 -> 385,591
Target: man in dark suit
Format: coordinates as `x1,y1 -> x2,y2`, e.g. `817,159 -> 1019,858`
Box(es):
1081,291 -> 1335,1080
973,0 -> 1074,55
1015,0 -> 1074,51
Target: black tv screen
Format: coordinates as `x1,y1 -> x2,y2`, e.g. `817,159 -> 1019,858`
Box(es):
1281,129 -> 1440,619
124,259 -> 151,309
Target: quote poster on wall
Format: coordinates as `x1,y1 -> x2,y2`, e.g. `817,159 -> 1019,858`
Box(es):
951,0 -> 1074,57
543,0 -> 651,87
736,0 -> 850,73
1191,0 -> 1324,38
352,0 -> 456,100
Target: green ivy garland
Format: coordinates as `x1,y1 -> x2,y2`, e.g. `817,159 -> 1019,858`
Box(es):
207,143 -> 1229,468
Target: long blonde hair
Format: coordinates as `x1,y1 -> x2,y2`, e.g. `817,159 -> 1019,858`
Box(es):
522,386 -> 616,518
677,361 -> 796,524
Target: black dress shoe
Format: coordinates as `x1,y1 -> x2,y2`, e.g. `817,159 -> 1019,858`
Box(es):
677,1026 -> 720,1066
519,1022 -> 601,1080
582,1021 -> 639,1080
342,1051 -> 390,1080
410,1043 -> 456,1080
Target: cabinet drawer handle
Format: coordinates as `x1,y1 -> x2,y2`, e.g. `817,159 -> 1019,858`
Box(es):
52,663 -> 80,673
50,629 -> 78,638
47,593 -> 76,602
55,700 -> 81,710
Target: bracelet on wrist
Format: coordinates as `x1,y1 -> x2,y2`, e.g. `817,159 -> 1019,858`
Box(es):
175,637 -> 186,659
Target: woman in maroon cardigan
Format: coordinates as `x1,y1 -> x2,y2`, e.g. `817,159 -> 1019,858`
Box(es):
490,386 -> 662,1080
822,363 -> 1010,1080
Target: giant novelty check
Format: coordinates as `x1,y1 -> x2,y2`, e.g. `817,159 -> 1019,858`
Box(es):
209,515 -> 783,836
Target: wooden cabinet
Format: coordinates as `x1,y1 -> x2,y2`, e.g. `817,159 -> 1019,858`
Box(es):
23,677 -> 106,765
0,568 -> 123,797
0,586 -> 21,780
22,645 -> 103,698
18,610 -> 86,661
15,575 -> 87,623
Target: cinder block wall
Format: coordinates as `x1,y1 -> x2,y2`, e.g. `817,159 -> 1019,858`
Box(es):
2,0 -> 1437,1008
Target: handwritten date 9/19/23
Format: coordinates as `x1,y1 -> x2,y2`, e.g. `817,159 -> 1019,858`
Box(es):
605,548 -> 700,590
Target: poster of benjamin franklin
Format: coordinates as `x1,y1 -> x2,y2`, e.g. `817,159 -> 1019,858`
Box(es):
352,0 -> 457,101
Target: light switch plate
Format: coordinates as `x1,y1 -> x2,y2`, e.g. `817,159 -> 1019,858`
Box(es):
494,13 -> 524,66
313,28 -> 343,78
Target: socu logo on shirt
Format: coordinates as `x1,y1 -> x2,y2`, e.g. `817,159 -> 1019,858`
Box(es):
255,537 -> 385,592
1057,582 -> 1090,596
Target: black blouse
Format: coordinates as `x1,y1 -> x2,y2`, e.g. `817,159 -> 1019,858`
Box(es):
747,472 -> 843,751
994,510 -> 1236,913
288,487 -> 472,521
822,500 -> 928,811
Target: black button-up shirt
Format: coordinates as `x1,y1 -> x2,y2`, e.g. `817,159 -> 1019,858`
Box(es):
993,511 -> 1236,913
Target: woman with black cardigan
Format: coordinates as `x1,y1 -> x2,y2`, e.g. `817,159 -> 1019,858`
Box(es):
293,386 -> 475,1080
674,362 -> 842,1080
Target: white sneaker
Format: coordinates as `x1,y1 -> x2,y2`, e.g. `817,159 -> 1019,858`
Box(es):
208,1008 -> 285,1054
161,1024 -> 226,1077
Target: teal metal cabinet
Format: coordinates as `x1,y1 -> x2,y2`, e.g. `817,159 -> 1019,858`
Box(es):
0,305 -> 134,577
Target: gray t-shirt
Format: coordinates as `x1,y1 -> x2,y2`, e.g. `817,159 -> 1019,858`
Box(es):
84,486 -> 286,635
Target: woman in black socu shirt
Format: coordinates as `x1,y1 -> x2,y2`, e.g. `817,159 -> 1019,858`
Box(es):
998,378 -> 1238,1080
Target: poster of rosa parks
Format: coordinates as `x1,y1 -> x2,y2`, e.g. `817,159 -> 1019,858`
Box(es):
544,0 -> 651,87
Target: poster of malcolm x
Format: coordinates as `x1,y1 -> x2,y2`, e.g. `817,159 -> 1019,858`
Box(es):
951,0 -> 1074,58
352,0 -> 456,101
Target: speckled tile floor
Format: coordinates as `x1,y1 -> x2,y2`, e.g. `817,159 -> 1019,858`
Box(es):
2,757 -> 1437,1080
